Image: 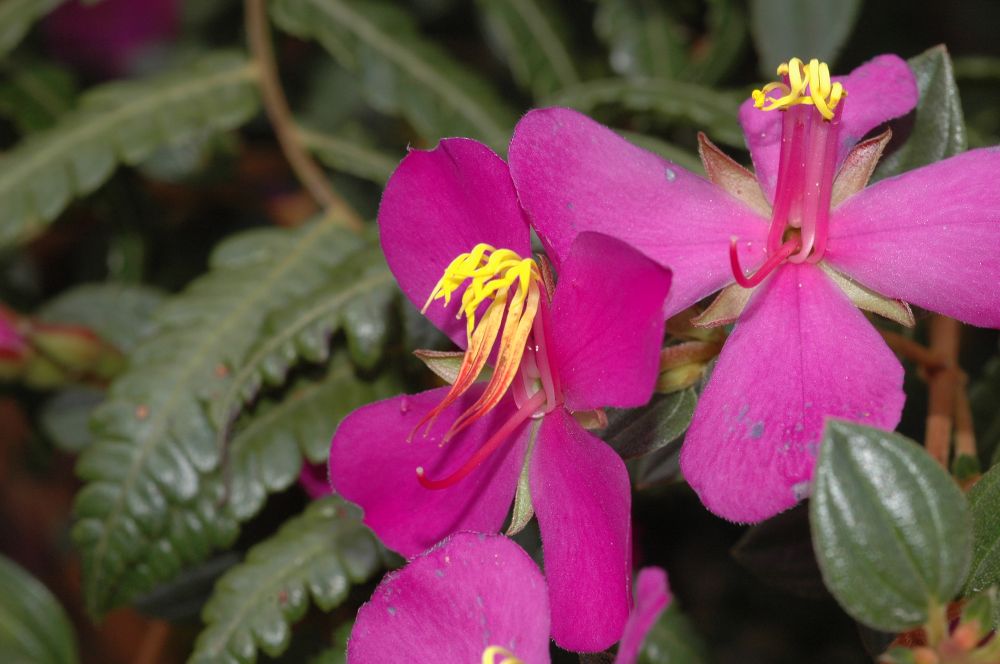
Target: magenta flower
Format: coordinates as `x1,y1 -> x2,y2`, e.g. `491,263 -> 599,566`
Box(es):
329,138 -> 672,651
508,54 -> 1000,523
348,532 -> 671,664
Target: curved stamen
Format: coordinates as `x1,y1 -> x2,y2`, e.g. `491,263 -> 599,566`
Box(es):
730,237 -> 800,289
416,390 -> 547,490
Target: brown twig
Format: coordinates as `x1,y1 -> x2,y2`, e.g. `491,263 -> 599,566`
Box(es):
925,316 -> 961,467
880,330 -> 948,372
244,0 -> 364,232
953,375 -> 977,459
133,620 -> 170,664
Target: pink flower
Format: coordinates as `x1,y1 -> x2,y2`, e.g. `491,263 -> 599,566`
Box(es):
348,532 -> 671,664
44,0 -> 179,76
508,54 -> 1000,523
329,138 -> 672,651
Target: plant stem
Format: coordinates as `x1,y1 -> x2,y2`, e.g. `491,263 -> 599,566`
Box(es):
244,0 -> 364,232
953,377 -> 977,459
926,316 -> 961,467
880,330 -> 946,371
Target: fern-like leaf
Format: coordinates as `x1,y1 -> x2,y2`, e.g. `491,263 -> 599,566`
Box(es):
189,496 -> 383,664
72,218 -> 373,615
270,0 -> 516,150
0,0 -> 64,59
0,51 -> 259,246
297,125 -> 397,184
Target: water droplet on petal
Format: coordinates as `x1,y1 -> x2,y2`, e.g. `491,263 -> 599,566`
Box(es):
664,167 -> 677,182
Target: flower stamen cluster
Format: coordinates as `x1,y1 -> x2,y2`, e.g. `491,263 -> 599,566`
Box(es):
482,645 -> 525,664
752,57 -> 846,120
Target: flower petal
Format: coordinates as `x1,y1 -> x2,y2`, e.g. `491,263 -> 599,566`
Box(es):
826,148 -> 1000,328
614,568 -> 672,664
531,409 -> 631,652
329,386 -> 529,556
680,264 -> 904,523
509,107 -> 767,317
741,54 -> 917,201
348,532 -> 551,664
548,232 -> 671,411
379,138 -> 531,347
298,462 -> 331,499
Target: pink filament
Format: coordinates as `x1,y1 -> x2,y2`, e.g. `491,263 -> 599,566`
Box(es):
730,237 -> 800,288
768,106 -> 807,253
416,390 -> 547,490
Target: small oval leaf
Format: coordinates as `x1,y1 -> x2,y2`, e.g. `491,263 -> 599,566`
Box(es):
810,420 -> 972,631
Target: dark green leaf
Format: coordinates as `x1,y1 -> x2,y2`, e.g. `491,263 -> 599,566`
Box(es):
0,52 -> 259,247
476,0 -> 579,97
0,0 -> 64,59
686,0 -> 748,85
0,554 -> 79,664
72,219 -> 379,615
298,125 -> 397,184
270,0 -> 517,150
876,45 -> 967,180
38,283 -> 166,353
39,387 -> 105,453
0,58 -> 77,133
965,464 -> 1000,594
544,79 -> 744,147
967,356 -> 1000,467
810,420 -> 972,631
190,497 -> 383,664
594,0 -> 686,80
604,389 -> 696,460
638,604 -> 710,664
749,0 -> 861,75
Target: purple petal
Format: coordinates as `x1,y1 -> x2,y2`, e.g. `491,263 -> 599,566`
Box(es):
549,232 -> 671,411
298,462 -> 331,499
826,148 -> 1000,328
348,532 -> 551,664
741,54 -> 917,201
614,568 -> 672,664
680,264 -> 904,523
509,107 -> 767,317
379,138 -> 531,348
531,409 -> 631,652
329,386 -> 528,556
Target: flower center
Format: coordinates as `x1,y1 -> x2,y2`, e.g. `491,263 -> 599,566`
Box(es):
732,58 -> 846,286
482,645 -> 524,664
414,244 -> 562,490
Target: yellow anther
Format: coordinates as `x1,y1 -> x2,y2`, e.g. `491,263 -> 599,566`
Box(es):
483,645 -> 525,664
752,57 -> 846,121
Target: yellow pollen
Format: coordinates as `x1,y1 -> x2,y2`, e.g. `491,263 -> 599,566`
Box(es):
751,57 -> 846,121
413,244 -> 543,441
482,645 -> 525,664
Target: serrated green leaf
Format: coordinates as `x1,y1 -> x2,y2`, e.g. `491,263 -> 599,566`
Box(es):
638,604 -> 709,664
38,283 -> 166,353
71,218 -> 371,615
222,356 -> 401,522
749,0 -> 860,75
876,45 -> 967,180
270,0 -> 516,150
0,58 -> 77,133
544,79 -> 744,147
0,0 -> 64,59
594,0 -> 686,80
190,496 -> 382,664
0,554 -> 79,664
604,389 -> 696,460
965,465 -> 1000,594
0,52 -> 259,247
810,420 -> 972,631
297,125 -> 397,184
209,246 -> 395,439
477,0 -> 578,97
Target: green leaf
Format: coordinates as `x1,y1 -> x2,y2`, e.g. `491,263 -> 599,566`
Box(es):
970,356 -> 1000,466
638,604 -> 710,664
686,0 -> 748,85
297,125 -> 397,184
0,554 -> 79,664
476,0 -> 579,98
544,79 -> 745,147
0,58 -> 77,133
221,356 -> 402,522
71,219 -> 378,615
208,246 -> 395,440
270,0 -> 517,150
749,0 -> 860,75
190,496 -> 383,664
39,387 -> 105,453
604,389 -> 696,460
594,0 -> 686,80
0,52 -> 259,247
810,420 -> 972,631
0,0 -> 64,59
965,464 -> 1000,594
38,283 -> 167,353
876,45 -> 968,180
